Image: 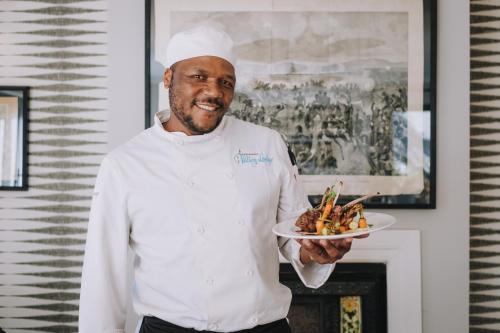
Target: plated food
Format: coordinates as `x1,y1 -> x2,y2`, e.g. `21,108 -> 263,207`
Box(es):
272,181 -> 396,240
273,211 -> 395,240
295,181 -> 380,236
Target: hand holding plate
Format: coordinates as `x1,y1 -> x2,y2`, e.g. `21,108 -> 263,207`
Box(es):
297,238 -> 353,265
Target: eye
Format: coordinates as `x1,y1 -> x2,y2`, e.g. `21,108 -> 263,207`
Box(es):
221,80 -> 234,88
193,74 -> 204,80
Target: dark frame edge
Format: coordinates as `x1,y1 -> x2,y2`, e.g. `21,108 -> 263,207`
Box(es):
0,86 -> 29,191
145,0 -> 151,128
427,0 -> 438,209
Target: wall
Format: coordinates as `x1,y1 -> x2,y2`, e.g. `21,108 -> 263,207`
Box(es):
109,0 -> 470,332
0,1 -> 108,332
469,1 -> 500,331
0,0 -> 469,332
390,0 -> 470,331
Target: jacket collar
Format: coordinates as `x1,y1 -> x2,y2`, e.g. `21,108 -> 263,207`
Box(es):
153,110 -> 228,144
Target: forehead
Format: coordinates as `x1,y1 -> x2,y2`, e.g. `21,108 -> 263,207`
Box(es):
173,56 -> 235,77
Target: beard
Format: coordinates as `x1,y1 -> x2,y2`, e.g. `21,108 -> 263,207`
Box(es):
168,87 -> 227,135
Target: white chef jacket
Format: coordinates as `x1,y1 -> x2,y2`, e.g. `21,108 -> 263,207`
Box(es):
78,111 -> 335,333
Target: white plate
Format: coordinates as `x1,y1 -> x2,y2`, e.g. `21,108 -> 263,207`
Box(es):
272,212 -> 396,240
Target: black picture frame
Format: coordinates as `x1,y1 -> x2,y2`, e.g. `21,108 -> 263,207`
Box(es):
0,86 -> 29,191
145,0 -> 437,209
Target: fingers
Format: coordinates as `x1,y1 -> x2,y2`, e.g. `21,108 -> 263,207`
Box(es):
299,239 -> 334,264
324,238 -> 352,260
297,237 -> 357,265
333,238 -> 353,252
317,239 -> 340,260
299,239 -> 352,264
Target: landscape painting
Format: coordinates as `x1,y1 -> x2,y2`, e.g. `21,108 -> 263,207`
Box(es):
148,0 -> 435,207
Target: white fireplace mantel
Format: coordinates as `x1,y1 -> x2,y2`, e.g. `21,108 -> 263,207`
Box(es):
341,229 -> 422,333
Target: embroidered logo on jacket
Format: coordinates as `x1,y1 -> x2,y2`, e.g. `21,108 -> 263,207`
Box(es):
234,149 -> 273,166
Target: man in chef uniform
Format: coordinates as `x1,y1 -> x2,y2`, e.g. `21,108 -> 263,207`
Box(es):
79,26 -> 357,333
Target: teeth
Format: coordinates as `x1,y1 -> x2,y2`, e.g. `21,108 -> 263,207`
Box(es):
196,103 -> 217,112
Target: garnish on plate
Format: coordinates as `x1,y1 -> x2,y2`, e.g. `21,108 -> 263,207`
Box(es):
295,182 -> 380,235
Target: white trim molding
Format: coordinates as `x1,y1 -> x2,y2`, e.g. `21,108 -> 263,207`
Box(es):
341,230 -> 422,333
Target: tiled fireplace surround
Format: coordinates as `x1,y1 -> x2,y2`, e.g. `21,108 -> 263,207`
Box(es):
333,230 -> 422,333
281,230 -> 421,333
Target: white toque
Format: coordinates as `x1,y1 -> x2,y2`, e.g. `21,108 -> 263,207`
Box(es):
165,25 -> 236,68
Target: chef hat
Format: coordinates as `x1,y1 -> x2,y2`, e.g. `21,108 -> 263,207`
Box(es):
165,25 -> 236,68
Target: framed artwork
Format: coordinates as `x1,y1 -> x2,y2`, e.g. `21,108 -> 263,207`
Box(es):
0,86 -> 29,190
145,0 -> 436,208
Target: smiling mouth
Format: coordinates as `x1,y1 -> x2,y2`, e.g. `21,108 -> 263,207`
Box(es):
194,102 -> 222,112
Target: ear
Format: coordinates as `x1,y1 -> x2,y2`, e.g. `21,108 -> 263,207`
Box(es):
163,68 -> 173,89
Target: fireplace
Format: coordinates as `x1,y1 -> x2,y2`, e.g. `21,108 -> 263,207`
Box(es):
279,230 -> 422,333
280,263 -> 387,333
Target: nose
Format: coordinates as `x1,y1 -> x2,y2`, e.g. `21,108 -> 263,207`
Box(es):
202,79 -> 223,99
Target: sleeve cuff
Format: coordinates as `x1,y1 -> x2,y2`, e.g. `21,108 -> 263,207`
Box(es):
289,239 -> 336,289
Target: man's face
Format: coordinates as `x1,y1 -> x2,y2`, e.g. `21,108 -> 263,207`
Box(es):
163,56 -> 236,135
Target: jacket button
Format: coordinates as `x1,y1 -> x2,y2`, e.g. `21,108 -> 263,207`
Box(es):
206,277 -> 214,286
197,226 -> 205,234
238,218 -> 245,226
250,316 -> 258,325
209,323 -> 219,331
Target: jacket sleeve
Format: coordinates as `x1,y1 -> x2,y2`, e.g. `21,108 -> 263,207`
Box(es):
274,133 -> 335,289
79,156 -> 131,333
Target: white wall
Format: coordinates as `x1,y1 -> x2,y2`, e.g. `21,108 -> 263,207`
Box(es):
107,0 -> 145,151
108,1 -> 145,331
108,0 -> 470,332
390,1 -> 469,332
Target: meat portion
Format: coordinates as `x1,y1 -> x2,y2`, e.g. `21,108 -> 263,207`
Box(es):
295,209 -> 321,233
331,205 -> 342,223
337,203 -> 363,225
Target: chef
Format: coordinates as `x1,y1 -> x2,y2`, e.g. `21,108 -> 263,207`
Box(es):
78,25 -> 356,333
